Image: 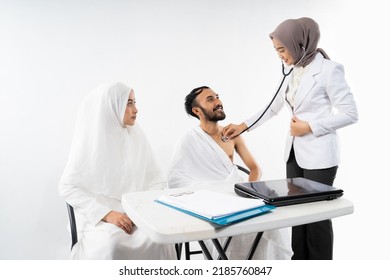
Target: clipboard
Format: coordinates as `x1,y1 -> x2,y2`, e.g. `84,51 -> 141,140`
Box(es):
155,190 -> 275,226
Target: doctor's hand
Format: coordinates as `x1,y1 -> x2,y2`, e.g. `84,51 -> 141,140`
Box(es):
222,123 -> 248,141
103,210 -> 134,234
290,116 -> 312,137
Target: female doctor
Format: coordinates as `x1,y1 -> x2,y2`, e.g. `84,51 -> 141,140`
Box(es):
222,17 -> 358,260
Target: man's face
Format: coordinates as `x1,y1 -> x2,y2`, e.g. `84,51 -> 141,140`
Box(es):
194,88 -> 226,122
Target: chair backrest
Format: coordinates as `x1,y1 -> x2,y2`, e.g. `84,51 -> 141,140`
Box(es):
66,203 -> 78,250
236,164 -> 250,175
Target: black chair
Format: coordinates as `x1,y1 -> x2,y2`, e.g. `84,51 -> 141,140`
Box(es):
177,164 -> 251,260
66,203 -> 78,250
236,164 -> 250,177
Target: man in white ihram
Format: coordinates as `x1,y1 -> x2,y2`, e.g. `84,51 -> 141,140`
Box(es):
167,86 -> 293,260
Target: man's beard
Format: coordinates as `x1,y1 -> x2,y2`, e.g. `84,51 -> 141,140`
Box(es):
199,105 -> 226,122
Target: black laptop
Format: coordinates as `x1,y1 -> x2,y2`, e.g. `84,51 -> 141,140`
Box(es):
234,177 -> 343,206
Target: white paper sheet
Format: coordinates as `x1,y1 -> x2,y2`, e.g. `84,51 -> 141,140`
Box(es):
156,190 -> 265,219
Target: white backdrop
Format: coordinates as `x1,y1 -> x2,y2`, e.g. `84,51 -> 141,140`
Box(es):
0,0 -> 388,260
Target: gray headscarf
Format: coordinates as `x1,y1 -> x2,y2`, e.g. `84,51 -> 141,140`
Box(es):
269,17 -> 330,67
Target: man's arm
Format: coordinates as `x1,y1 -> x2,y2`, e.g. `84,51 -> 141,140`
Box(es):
234,136 -> 261,181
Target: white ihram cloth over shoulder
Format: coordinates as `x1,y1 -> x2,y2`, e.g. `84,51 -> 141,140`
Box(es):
58,82 -> 176,260
168,126 -> 293,260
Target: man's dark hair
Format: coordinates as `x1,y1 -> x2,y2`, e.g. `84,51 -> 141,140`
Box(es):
184,86 -> 209,119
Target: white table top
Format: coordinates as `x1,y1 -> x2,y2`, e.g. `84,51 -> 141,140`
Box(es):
122,184 -> 354,245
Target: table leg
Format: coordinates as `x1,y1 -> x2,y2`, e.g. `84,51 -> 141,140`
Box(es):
175,243 -> 182,260
246,232 -> 263,260
198,239 -> 229,260
217,236 -> 232,260
198,232 -> 264,260
198,240 -> 213,260
212,239 -> 228,260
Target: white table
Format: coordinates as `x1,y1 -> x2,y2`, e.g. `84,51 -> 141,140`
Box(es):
122,184 -> 354,259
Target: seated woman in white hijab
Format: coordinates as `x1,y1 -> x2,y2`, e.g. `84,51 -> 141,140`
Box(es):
59,82 -> 176,260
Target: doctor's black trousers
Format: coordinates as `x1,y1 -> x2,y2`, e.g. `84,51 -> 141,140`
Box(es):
286,147 -> 338,260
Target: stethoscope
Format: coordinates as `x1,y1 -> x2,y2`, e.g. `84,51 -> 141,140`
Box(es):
221,46 -> 306,142
220,63 -> 292,142
241,63 -> 293,133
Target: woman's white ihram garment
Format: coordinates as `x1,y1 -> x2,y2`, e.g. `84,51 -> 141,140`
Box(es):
58,82 -> 176,259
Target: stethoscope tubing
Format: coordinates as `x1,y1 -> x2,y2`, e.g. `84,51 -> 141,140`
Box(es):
238,63 -> 293,136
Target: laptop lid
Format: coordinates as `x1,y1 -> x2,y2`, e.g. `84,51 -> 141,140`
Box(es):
234,177 -> 343,206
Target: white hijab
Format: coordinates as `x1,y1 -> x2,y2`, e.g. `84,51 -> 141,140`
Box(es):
59,82 -> 165,200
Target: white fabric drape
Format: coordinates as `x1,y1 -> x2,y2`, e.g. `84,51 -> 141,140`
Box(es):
168,126 -> 293,260
59,82 -> 176,259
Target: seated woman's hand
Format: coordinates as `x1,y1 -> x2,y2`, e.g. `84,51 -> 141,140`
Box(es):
103,210 -> 134,234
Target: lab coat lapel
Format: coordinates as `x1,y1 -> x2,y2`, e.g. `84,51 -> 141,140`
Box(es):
293,54 -> 323,112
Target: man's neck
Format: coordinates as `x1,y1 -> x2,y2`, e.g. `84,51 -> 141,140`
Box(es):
199,121 -> 220,138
